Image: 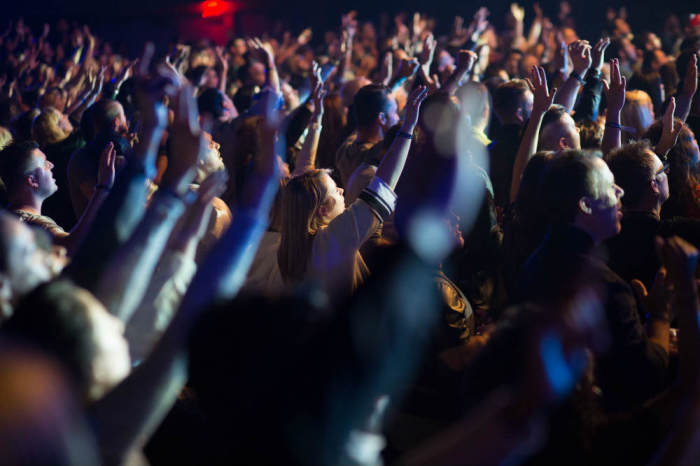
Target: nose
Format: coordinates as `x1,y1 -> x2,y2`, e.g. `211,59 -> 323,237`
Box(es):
48,161 -> 54,170
338,187 -> 344,195
615,184 -> 624,199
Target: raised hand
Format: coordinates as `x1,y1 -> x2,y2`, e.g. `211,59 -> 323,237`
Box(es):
602,58 -> 626,114
510,3 -> 525,23
419,33 -> 437,69
527,66 -> 556,117
396,58 -> 420,79
591,37 -> 610,75
162,84 -> 208,194
457,49 -> 478,72
97,142 -> 117,189
309,62 -> 326,120
297,28 -> 312,46
134,42 -> 180,131
247,37 -> 274,65
402,85 -> 429,132
568,40 -> 592,76
656,97 -> 684,156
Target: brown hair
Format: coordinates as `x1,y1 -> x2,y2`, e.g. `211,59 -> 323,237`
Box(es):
277,170 -> 330,282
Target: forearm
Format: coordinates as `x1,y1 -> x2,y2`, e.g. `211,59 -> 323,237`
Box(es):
601,110 -> 622,155
675,93 -> 692,123
94,191 -> 186,323
291,117 -> 322,177
510,113 -> 544,203
554,74 -> 583,113
441,67 -> 469,96
375,130 -> 412,190
218,66 -> 228,94
573,75 -> 603,122
267,59 -> 281,94
63,130 -> 162,291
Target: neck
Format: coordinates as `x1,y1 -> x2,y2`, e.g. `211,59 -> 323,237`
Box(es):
356,126 -> 384,144
9,193 -> 43,215
571,219 -> 600,245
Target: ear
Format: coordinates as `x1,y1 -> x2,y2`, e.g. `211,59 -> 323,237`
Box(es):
650,179 -> 660,195
112,116 -> 122,131
578,197 -> 593,215
558,137 -> 570,151
515,107 -> 524,124
25,173 -> 39,190
377,112 -> 387,127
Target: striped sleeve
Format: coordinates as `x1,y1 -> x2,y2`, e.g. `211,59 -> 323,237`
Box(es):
358,176 -> 398,221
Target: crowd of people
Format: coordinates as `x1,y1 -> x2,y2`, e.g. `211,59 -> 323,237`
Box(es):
2,4 -> 700,464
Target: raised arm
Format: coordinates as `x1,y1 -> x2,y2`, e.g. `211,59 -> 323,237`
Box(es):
600,58 -> 626,156
675,53 -> 697,123
215,46 -> 229,94
655,98 -> 684,158
63,44 -> 180,292
247,38 -> 280,95
553,40 -> 591,113
510,66 -> 556,203
291,63 -> 325,177
440,50 -> 477,96
89,90 -> 284,463
574,37 -> 609,122
93,84 -> 207,324
375,85 -> 428,189
649,237 -> 700,466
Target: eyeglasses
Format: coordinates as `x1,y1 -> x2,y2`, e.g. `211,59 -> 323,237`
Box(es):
654,163 -> 670,178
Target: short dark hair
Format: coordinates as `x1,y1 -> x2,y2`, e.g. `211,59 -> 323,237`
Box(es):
353,84 -> 391,129
233,85 -> 258,114
492,79 -> 529,121
89,99 -> 123,137
0,140 -> 40,192
198,88 -> 224,119
541,104 -> 568,130
539,150 -> 599,225
605,141 -> 655,207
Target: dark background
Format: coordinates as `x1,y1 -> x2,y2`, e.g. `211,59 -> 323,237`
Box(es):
4,0 -> 697,54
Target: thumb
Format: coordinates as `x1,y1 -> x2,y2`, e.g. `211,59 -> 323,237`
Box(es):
629,278 -> 648,303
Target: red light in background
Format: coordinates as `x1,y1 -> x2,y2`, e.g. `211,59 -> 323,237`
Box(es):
201,0 -> 233,18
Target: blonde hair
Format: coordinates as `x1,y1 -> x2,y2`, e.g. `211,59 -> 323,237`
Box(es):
621,90 -> 654,143
32,107 -> 69,147
0,126 -> 12,150
277,169 -> 331,282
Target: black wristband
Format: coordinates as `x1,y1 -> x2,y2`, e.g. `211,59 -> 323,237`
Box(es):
571,71 -> 586,85
605,122 -> 622,130
397,130 -> 413,140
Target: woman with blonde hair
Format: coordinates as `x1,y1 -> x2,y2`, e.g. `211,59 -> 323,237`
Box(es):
620,89 -> 654,143
278,86 -> 428,301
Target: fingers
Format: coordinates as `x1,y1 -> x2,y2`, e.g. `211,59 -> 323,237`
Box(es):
629,279 -> 648,301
